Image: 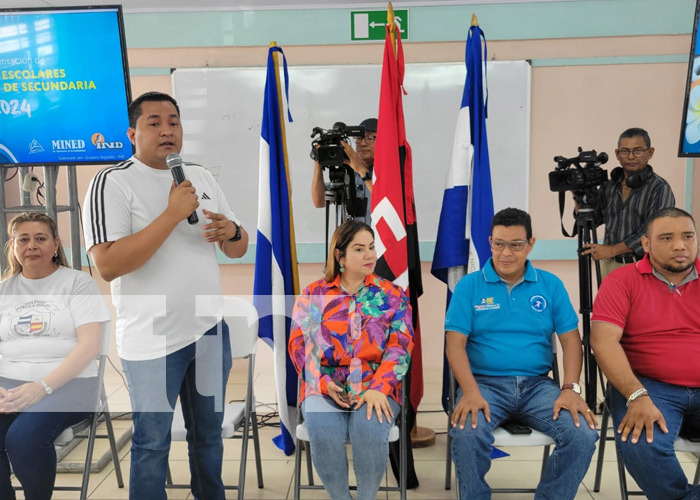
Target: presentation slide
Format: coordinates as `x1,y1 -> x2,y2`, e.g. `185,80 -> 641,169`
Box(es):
0,7 -> 131,166
680,0 -> 700,156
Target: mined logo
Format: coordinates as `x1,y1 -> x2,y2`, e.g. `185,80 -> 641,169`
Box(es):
52,139 -> 85,152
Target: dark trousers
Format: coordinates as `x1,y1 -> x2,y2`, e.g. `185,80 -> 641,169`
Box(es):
0,377 -> 96,500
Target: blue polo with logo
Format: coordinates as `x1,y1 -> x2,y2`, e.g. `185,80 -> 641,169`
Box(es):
445,258 -> 579,376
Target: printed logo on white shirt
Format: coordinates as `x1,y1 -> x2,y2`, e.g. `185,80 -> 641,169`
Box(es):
9,300 -> 58,339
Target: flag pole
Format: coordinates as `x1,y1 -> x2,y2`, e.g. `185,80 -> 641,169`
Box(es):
269,40 -> 300,294
387,2 -> 396,57
385,3 -> 437,450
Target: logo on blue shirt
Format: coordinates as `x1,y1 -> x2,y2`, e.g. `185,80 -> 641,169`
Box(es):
475,296 -> 500,311
530,295 -> 547,312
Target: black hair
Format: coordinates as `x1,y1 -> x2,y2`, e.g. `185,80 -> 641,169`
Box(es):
618,128 -> 651,149
128,91 -> 180,128
491,207 -> 532,240
645,207 -> 695,234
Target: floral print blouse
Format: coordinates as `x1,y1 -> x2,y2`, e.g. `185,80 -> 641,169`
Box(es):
289,273 -> 414,405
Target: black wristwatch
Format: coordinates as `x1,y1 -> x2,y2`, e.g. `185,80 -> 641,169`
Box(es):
228,222 -> 242,242
362,170 -> 372,182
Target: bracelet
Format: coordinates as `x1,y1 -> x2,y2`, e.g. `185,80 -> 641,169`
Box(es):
626,388 -> 648,407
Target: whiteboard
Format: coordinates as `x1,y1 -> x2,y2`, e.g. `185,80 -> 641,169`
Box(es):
172,61 -> 530,245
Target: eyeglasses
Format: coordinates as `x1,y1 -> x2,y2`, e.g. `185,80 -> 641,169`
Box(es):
356,135 -> 377,144
618,148 -> 649,158
490,239 -> 529,252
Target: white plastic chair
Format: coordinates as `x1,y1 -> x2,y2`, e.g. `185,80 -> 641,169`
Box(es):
445,334 -> 560,497
166,297 -> 263,500
293,384 -> 408,500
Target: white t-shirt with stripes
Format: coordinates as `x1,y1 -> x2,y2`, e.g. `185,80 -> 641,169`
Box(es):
82,156 -> 239,361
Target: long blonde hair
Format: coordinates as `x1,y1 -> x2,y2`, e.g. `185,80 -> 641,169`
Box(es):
4,212 -> 68,278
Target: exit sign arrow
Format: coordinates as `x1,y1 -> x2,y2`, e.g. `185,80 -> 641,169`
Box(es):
351,10 -> 409,41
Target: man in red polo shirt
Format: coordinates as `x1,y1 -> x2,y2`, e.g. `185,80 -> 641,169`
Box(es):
592,207 -> 700,500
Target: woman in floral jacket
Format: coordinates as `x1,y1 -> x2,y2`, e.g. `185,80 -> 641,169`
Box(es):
289,220 -> 414,500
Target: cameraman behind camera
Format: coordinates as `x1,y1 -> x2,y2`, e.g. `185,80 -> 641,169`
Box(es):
582,128 -> 675,277
311,117 -> 376,223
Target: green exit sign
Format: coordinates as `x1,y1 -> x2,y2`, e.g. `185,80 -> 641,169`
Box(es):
351,10 -> 409,41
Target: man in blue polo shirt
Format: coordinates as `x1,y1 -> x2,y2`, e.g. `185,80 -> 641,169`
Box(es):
445,207 -> 598,500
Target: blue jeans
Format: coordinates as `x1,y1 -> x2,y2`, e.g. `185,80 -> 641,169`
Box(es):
302,395 -> 400,500
610,376 -> 700,500
121,322 -> 232,500
450,375 -> 598,500
0,377 -> 95,500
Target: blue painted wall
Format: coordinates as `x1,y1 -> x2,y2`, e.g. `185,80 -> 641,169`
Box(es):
123,0 -> 696,48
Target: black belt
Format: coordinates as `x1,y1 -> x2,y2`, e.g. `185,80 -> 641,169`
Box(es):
613,254 -> 639,264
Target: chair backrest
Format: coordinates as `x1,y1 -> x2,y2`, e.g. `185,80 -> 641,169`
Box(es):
54,319 -> 112,441
222,296 -> 259,360
550,332 -> 560,385
94,319 -> 112,410
94,319 -> 112,378
98,319 -> 112,357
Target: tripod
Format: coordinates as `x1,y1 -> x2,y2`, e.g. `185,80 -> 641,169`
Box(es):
323,165 -> 366,256
324,182 -> 350,259
572,192 -> 603,410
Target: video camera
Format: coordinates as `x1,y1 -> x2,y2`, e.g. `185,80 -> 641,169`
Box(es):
310,122 -> 368,220
310,122 -> 366,173
549,147 -> 609,193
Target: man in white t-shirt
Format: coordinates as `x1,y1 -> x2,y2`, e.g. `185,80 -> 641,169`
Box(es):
82,91 -> 248,500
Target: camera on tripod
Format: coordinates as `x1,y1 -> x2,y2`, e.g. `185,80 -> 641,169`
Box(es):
548,148 -> 609,409
549,147 -> 609,193
310,122 -> 368,221
310,122 -> 365,176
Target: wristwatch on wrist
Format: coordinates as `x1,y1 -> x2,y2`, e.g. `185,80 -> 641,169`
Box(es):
626,388 -> 648,407
39,379 -> 53,395
362,170 -> 372,182
228,222 -> 242,242
561,382 -> 582,395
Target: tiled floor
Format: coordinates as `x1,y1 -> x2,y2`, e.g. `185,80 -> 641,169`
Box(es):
12,344 -> 700,499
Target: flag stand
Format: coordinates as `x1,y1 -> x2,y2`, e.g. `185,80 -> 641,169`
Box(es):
411,424 -> 436,448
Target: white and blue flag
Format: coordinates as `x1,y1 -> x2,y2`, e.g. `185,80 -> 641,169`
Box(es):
253,44 -> 299,455
431,22 -> 494,412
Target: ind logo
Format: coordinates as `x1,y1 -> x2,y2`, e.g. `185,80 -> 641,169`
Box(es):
92,132 -> 124,150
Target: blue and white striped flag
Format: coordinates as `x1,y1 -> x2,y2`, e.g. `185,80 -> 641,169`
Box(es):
253,44 -> 299,455
431,20 -> 494,411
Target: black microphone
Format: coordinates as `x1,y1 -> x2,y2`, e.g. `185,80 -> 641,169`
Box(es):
165,153 -> 199,225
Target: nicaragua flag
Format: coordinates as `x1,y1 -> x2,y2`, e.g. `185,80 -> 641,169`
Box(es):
431,19 -> 494,412
432,21 -> 493,286
253,44 -> 299,455
372,20 -> 424,412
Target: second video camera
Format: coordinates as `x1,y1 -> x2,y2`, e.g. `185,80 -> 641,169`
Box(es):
549,147 -> 609,193
310,122 -> 366,170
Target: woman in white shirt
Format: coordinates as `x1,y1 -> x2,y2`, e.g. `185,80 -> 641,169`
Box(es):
0,212 -> 110,500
